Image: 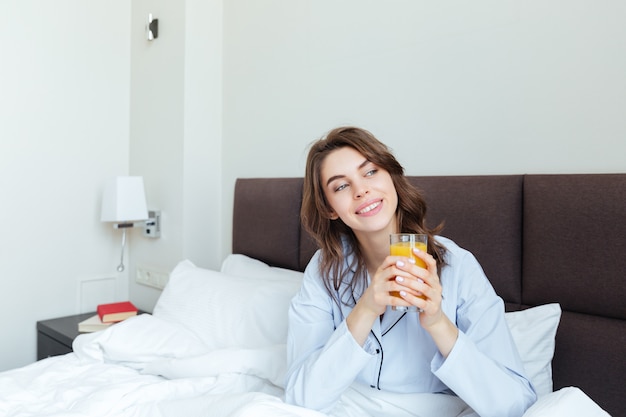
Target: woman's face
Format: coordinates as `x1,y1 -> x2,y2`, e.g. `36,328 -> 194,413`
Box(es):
320,146 -> 398,238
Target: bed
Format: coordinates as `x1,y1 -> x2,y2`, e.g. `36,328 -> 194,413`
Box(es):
1,175 -> 621,417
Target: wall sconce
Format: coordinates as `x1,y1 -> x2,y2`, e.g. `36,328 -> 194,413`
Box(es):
101,176 -> 160,272
147,13 -> 159,41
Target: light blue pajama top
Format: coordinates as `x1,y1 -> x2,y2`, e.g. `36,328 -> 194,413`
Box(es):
285,236 -> 537,417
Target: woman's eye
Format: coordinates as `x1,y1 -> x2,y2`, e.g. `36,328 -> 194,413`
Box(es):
365,169 -> 378,177
335,183 -> 348,192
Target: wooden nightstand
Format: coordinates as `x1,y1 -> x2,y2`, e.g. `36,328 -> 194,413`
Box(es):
36,312 -> 96,360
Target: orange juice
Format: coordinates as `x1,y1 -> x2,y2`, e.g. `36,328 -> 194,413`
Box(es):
389,234 -> 428,307
390,241 -> 427,268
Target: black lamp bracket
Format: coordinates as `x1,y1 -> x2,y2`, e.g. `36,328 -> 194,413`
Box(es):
147,13 -> 159,41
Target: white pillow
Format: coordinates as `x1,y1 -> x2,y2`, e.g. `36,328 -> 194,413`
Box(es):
221,254 -> 305,282
522,387 -> 610,417
153,259 -> 303,350
505,303 -> 562,397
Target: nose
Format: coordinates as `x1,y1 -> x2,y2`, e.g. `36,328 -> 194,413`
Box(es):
354,181 -> 369,199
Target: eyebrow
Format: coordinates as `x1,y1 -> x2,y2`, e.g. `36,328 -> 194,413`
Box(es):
325,158 -> 370,186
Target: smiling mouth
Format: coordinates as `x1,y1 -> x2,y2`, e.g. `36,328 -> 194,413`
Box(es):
357,201 -> 381,214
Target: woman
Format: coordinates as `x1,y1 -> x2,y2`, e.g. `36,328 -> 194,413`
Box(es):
284,127 -> 536,417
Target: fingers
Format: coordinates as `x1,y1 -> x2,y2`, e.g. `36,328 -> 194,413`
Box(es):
391,251 -> 437,284
393,275 -> 421,297
370,263 -> 414,310
412,248 -> 437,272
390,253 -> 442,312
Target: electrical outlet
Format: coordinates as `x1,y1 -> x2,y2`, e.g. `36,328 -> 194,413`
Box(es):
136,266 -> 169,289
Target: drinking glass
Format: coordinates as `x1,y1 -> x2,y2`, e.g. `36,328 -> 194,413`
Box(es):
390,233 -> 427,312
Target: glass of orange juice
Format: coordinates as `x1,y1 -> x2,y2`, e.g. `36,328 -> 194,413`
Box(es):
390,233 -> 427,312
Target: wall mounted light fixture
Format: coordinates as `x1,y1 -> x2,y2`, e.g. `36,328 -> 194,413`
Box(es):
101,176 -> 160,272
147,13 -> 159,41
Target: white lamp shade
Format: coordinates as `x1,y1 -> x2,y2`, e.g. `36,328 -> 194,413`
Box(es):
101,176 -> 149,222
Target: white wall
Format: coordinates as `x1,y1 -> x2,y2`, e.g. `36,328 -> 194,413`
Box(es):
220,0 -> 626,253
1,0 -> 624,372
128,0 -> 187,311
0,1 -> 131,370
128,0 -> 224,312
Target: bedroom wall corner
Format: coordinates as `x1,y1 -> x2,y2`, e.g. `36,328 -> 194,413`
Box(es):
128,0 -> 224,313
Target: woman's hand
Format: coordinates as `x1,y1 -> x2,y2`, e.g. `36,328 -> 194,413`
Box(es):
391,249 -> 443,323
392,249 -> 459,357
347,256 -> 415,345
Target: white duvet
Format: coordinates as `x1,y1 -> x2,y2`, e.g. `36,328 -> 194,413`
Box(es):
0,258 -> 611,417
0,314 -> 323,417
0,312 -> 611,417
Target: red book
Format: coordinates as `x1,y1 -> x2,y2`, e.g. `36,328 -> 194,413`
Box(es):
97,301 -> 138,323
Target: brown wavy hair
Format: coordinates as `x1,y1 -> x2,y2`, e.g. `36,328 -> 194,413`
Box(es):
301,126 -> 447,306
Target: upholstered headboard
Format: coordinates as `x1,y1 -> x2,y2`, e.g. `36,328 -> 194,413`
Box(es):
232,177 -> 317,272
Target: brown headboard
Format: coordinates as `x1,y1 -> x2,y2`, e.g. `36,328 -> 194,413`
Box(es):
232,177 -> 317,272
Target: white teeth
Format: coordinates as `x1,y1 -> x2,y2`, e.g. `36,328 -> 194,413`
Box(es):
358,201 -> 380,214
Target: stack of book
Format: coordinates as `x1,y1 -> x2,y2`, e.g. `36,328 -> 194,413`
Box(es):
78,301 -> 139,333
